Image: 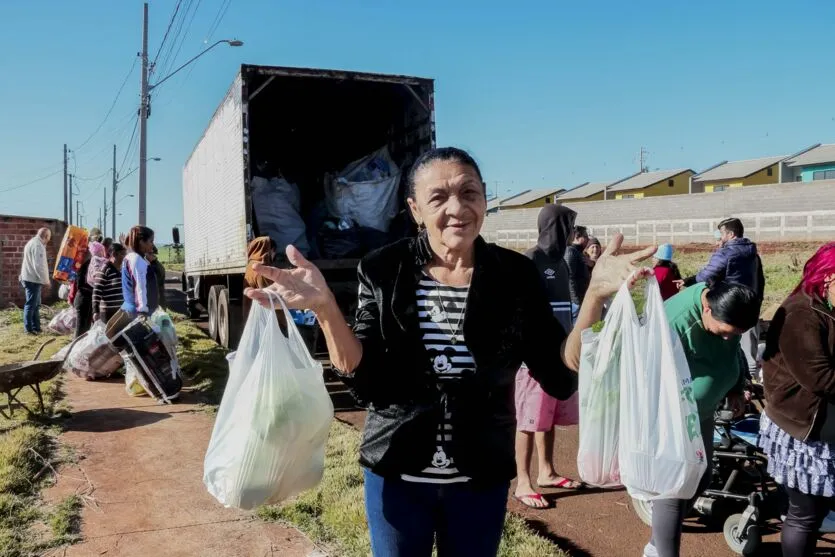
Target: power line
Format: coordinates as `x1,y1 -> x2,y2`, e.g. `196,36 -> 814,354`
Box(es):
0,168 -> 63,194
156,0 -> 196,80
74,168 -> 113,182
72,57 -> 139,152
205,0 -> 232,43
151,0 -> 184,75
118,117 -> 140,176
164,0 -> 202,81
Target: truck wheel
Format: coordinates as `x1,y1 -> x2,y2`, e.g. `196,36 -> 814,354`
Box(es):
207,285 -> 221,341
217,288 -> 234,349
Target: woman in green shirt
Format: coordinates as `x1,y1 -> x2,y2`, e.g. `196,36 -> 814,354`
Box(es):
644,281 -> 761,557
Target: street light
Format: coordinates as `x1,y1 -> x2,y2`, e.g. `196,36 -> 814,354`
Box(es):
137,3 -> 243,227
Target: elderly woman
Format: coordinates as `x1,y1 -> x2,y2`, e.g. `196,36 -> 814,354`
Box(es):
760,242 -> 835,557
248,147 -> 653,557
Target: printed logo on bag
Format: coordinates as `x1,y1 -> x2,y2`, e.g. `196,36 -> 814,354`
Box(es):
544,267 -> 556,279
680,385 -> 696,406
685,413 -> 701,442
696,449 -> 705,463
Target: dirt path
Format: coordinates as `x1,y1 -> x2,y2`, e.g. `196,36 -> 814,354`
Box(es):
332,382 -> 835,557
45,374 -> 315,557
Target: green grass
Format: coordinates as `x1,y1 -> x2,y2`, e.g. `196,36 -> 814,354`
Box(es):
257,421 -> 567,557
49,495 -> 82,545
172,314 -> 230,407
0,307 -> 80,555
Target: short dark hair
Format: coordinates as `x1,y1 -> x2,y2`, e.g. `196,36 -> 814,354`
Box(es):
109,243 -> 126,256
407,147 -> 485,199
718,218 -> 744,238
574,226 -> 589,239
705,282 -> 760,331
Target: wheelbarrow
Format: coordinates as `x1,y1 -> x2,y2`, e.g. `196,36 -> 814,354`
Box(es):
0,336 -> 80,419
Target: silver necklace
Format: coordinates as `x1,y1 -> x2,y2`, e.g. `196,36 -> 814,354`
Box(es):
433,281 -> 470,345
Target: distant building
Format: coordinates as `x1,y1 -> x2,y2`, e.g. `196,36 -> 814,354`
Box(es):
497,187 -> 566,210
556,181 -> 610,203
782,143 -> 835,183
691,155 -> 785,193
606,168 -> 695,200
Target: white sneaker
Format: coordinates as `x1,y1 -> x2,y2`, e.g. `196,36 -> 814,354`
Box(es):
643,543 -> 658,557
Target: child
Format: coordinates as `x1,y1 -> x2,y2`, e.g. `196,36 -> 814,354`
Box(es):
653,243 -> 682,300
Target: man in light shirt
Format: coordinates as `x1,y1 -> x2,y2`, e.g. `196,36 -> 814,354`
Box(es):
19,228 -> 52,334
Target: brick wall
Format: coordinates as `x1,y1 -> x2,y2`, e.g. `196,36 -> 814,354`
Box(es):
0,215 -> 68,308
483,179 -> 835,249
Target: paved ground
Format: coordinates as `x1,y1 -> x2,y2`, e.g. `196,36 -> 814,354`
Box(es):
45,374 -> 315,557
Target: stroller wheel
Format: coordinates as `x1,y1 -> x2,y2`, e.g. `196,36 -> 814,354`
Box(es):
723,513 -> 761,555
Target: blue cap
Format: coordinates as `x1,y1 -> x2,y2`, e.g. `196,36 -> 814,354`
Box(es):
654,243 -> 673,261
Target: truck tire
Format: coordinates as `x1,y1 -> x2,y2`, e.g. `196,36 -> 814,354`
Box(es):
207,285 -> 221,341
217,288 -> 234,349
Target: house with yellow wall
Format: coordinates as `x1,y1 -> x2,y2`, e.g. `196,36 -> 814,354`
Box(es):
498,187 -> 565,209
606,168 -> 695,200
691,155 -> 785,193
555,181 -> 610,203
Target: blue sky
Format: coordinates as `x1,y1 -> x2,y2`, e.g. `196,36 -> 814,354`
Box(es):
1,0 -> 834,243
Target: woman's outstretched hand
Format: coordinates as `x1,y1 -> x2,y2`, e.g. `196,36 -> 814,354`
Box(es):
245,245 -> 334,312
587,234 -> 656,300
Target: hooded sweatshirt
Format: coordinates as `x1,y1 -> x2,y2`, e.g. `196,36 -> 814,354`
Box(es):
525,204 -> 577,333
695,237 -> 764,300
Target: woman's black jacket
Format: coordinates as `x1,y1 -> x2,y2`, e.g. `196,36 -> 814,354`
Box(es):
338,233 -> 577,484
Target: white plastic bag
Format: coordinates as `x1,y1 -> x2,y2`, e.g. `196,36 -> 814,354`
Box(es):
576,291 -> 627,488
124,358 -> 147,397
325,146 -> 400,232
48,307 -> 76,335
58,284 -> 70,300
149,309 -> 181,378
63,321 -> 122,380
618,278 -> 707,501
251,176 -> 310,256
203,292 -> 334,509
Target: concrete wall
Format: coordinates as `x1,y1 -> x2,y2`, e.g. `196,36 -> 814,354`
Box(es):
482,179 -> 835,249
0,215 -> 67,308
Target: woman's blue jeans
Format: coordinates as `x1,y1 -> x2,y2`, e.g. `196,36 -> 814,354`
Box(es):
363,469 -> 509,557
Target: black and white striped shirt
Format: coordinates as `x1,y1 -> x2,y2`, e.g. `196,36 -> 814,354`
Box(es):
92,263 -> 124,316
400,276 -> 473,484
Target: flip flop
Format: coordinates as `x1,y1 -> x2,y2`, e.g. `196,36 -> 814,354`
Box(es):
513,493 -> 550,509
538,477 -> 586,490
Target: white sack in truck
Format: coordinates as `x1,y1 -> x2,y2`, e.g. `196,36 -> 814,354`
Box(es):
251,176 -> 310,256
325,146 -> 400,233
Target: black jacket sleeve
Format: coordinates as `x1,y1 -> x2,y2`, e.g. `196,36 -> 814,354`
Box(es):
520,260 -> 578,400
332,259 -> 387,405
563,246 -> 587,306
755,255 -> 766,302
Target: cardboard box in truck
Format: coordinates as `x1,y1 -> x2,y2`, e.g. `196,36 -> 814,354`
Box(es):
181,64 -> 435,350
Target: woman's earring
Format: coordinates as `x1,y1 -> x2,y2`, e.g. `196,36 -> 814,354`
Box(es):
417,221 -> 426,231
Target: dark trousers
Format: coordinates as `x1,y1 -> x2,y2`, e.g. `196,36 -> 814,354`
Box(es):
782,487 -> 834,557
73,295 -> 93,339
363,469 -> 509,557
647,419 -> 715,557
22,281 -> 42,333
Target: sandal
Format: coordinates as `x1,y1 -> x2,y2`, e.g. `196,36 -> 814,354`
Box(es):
538,476 -> 585,490
513,493 -> 550,509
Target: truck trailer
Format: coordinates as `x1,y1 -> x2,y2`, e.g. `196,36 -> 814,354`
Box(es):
181,64 -> 435,349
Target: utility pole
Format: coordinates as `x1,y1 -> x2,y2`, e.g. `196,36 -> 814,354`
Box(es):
138,2 -> 149,226
76,200 -> 81,228
103,187 -> 108,238
112,145 -> 117,239
63,144 -> 68,223
69,174 -> 74,226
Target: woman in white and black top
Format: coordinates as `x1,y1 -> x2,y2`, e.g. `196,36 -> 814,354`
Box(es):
247,148 -> 656,557
92,243 -> 126,324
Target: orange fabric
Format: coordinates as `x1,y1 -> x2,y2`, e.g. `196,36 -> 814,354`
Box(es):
244,237 -> 273,290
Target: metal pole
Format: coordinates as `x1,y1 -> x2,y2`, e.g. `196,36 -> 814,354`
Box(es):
76,200 -> 80,228
69,174 -> 73,226
63,144 -> 68,223
112,145 -> 117,238
138,2 -> 149,226
103,186 -> 107,238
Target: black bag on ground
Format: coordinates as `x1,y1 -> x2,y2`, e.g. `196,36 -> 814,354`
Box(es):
111,318 -> 182,403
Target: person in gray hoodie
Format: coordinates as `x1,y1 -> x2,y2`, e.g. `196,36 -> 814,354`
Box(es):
514,204 -> 583,508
